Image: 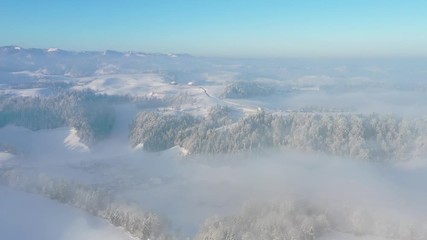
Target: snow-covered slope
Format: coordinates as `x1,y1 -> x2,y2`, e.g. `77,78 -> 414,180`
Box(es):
0,125 -> 90,160
0,186 -> 133,240
64,128 -> 89,152
74,73 -> 169,97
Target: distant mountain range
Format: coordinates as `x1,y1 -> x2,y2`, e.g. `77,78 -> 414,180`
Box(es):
0,46 -> 199,77
0,45 -> 192,58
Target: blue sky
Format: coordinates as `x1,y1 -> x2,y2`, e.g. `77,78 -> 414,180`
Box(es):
1,0 -> 426,57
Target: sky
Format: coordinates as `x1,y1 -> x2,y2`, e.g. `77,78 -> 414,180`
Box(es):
1,0 -> 427,58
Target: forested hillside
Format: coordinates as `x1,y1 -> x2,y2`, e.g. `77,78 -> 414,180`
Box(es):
130,108 -> 427,162
0,91 -> 116,145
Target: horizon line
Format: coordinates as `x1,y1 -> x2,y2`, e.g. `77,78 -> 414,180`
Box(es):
2,45 -> 427,60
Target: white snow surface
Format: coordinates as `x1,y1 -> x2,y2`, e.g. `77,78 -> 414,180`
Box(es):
73,73 -> 169,97
47,47 -> 59,52
64,128 -> 89,152
0,186 -> 133,240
